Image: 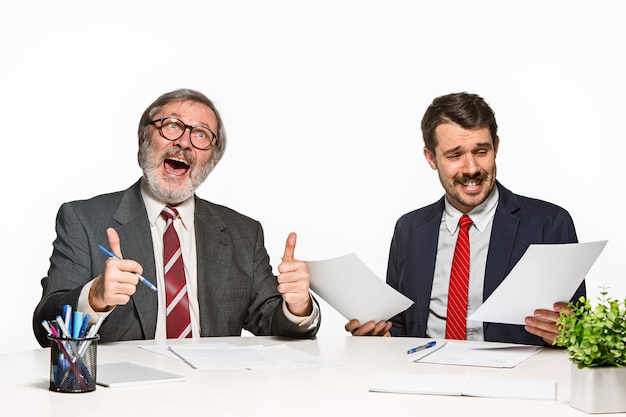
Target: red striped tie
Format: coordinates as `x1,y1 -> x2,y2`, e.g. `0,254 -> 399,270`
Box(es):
161,206 -> 191,339
445,214 -> 473,340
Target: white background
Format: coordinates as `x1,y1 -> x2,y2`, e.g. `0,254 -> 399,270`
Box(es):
1,0 -> 624,353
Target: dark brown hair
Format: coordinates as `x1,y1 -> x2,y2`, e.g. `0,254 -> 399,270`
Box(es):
421,92 -> 498,154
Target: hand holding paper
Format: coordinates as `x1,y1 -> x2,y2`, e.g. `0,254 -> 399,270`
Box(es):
524,301 -> 570,345
306,253 -> 413,326
467,240 -> 607,325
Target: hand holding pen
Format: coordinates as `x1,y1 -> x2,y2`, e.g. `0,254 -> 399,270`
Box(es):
89,228 -> 157,312
98,245 -> 158,292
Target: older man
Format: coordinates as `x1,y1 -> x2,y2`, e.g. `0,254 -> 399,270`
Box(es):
34,88 -> 320,346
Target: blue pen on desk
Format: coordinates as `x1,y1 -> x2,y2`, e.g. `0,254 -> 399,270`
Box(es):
98,245 -> 159,292
407,340 -> 437,354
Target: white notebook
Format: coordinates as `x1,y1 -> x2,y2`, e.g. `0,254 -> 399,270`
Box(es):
369,373 -> 556,400
97,361 -> 186,387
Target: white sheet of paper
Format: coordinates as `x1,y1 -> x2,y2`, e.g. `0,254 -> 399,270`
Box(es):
467,240 -> 607,325
409,341 -> 542,368
167,343 -> 333,370
140,344 -> 189,359
306,253 -> 414,323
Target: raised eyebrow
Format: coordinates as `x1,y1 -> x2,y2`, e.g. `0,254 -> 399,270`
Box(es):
442,142 -> 493,157
163,113 -> 212,129
441,145 -> 463,157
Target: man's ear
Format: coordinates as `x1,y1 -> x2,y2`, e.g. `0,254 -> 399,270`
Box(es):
423,147 -> 438,170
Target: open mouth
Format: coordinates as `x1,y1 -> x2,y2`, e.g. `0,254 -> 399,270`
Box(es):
164,157 -> 190,176
455,177 -> 485,197
463,180 -> 481,190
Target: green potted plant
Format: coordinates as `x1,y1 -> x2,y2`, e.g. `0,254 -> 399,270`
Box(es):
554,288 -> 626,414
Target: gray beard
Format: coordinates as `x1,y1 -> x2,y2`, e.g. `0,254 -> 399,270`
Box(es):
142,169 -> 197,205
138,140 -> 215,205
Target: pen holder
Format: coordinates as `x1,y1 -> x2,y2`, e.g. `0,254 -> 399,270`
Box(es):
48,334 -> 99,393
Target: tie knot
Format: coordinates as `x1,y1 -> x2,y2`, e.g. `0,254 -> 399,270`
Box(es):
459,214 -> 473,229
161,206 -> 179,221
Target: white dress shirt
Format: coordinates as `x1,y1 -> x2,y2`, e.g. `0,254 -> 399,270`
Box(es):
426,186 -> 499,341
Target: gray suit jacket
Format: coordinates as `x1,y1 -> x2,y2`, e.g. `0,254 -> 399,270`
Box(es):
33,180 -> 319,346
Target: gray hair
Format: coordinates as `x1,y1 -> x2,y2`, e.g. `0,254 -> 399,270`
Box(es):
137,88 -> 227,164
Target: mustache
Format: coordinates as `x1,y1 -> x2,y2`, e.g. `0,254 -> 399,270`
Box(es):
162,148 -> 195,165
455,173 -> 486,183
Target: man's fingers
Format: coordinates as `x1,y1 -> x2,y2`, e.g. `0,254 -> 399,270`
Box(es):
345,320 -> 360,333
106,227 -> 123,258
282,232 -> 297,262
553,302 -> 569,312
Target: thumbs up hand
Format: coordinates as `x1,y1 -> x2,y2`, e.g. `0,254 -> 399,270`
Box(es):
89,227 -> 143,312
277,232 -> 312,317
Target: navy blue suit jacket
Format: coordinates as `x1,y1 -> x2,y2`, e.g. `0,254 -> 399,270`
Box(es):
387,182 -> 585,346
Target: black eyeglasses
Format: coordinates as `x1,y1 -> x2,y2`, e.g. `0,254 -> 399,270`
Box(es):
150,117 -> 217,150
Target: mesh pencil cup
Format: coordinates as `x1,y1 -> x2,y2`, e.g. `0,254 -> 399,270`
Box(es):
48,334 -> 99,393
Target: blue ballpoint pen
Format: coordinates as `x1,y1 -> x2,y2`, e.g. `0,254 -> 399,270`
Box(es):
98,245 -> 159,292
407,340 -> 437,354
72,311 -> 83,339
78,313 -> 90,338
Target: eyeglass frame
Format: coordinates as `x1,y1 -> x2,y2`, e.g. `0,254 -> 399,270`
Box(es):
149,117 -> 218,150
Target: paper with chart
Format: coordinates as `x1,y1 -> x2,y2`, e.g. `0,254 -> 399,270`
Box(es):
306,253 -> 414,323
467,240 -> 607,325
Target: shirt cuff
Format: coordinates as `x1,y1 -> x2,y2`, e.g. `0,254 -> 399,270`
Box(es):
78,278 -> 115,324
282,296 -> 320,330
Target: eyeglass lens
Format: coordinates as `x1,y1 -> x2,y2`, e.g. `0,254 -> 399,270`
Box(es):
159,118 -> 214,149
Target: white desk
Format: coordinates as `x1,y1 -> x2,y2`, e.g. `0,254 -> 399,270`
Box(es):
0,336 -> 608,416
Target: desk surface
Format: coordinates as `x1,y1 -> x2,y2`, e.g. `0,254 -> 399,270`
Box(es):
1,336 -> 608,416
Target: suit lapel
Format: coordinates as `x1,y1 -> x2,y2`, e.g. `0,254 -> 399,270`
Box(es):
410,200 -> 444,335
194,198 -> 232,336
111,181 -> 158,339
483,182 -> 520,299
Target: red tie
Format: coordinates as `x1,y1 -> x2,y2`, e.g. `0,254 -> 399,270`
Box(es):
161,206 -> 191,339
446,214 -> 473,340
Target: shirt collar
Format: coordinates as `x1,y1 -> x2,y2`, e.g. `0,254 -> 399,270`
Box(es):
443,185 -> 499,234
140,180 -> 195,230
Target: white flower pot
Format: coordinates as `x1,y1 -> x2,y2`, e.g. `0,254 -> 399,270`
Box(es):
569,363 -> 626,414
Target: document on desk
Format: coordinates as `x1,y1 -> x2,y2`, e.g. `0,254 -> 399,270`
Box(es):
97,361 -> 185,387
369,373 -> 556,400
409,341 -> 542,368
467,240 -> 607,325
306,253 -> 414,323
166,343 -> 334,370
